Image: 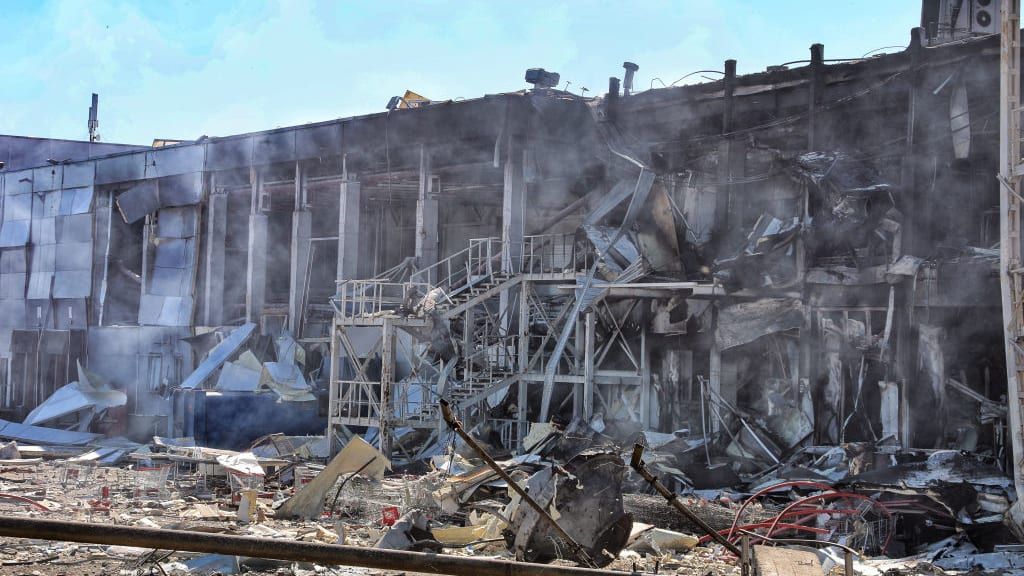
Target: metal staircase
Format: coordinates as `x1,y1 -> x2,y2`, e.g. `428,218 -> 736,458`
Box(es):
326,234 -> 580,456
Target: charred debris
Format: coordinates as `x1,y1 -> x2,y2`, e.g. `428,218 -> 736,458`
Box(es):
0,21 -> 1021,576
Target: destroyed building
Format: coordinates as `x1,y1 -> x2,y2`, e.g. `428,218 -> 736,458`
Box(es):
4,1 -> 1024,573
0,15 -> 1019,493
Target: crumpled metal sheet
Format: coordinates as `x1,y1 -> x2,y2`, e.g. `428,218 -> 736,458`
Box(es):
790,151 -> 892,196
180,322 -> 257,389
215,359 -> 262,393
260,362 -> 316,402
505,451 -> 632,567
23,361 -> 126,428
715,298 -> 804,350
579,224 -> 643,276
216,451 -> 265,477
0,418 -> 100,446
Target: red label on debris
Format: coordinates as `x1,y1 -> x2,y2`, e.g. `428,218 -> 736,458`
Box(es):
381,506 -> 400,526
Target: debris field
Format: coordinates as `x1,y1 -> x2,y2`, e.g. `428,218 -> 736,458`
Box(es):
0,1 -> 1023,575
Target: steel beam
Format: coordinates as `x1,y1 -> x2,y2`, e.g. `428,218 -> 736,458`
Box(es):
0,516 -> 628,576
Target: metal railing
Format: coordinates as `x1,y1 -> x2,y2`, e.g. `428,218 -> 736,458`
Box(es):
413,233 -> 580,293
332,234 -> 580,321
521,234 -> 579,275
330,380 -> 381,427
393,378 -> 439,425
332,280 -> 430,321
332,377 -> 441,428
459,332 -> 518,397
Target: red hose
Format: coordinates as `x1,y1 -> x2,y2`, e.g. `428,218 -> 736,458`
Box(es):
0,493 -> 51,512
727,480 -> 835,540
765,491 -> 893,553
698,522 -> 828,545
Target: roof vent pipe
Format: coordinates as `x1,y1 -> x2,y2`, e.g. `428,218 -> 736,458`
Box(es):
622,62 -> 639,97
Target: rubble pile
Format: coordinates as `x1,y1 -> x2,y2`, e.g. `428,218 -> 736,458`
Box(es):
0,408 -> 1014,576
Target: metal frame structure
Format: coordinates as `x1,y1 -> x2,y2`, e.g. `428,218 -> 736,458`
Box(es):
327,233 -> 666,456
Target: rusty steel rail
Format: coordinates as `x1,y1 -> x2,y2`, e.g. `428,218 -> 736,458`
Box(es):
0,515 -> 633,576
629,443 -> 742,556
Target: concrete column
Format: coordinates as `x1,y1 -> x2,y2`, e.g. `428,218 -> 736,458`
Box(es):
415,148 -> 439,280
289,162 -> 311,335
203,190 -> 227,326
245,169 -> 267,325
337,179 -> 362,281
246,215 -> 268,325
289,212 -> 312,334
502,138 -> 525,274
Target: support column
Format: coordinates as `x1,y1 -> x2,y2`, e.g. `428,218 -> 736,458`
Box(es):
709,306 -> 722,433
379,319 -> 394,457
798,44 -> 824,427
894,29 -> 926,446
337,179 -> 362,281
902,30 -> 925,256
713,59 -> 738,249
572,316 -> 583,420
502,137 -> 525,274
517,279 -> 530,446
416,148 -> 439,279
327,325 -> 340,455
203,185 -> 227,326
583,310 -> 595,421
245,168 -> 267,325
289,162 -> 311,335
640,326 -> 651,429
807,44 -> 824,150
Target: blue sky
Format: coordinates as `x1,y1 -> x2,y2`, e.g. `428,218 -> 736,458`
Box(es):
2,1 -> 922,145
